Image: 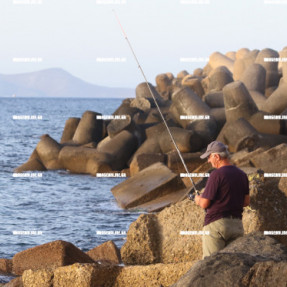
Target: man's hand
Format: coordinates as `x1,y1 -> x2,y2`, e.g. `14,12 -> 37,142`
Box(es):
195,194 -> 211,209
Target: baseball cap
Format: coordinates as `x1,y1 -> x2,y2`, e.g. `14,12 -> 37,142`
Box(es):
200,141 -> 228,159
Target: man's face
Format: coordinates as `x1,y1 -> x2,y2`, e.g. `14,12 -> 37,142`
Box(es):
208,153 -> 218,168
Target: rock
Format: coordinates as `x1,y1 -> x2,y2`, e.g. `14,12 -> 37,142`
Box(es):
220,231 -> 287,260
177,70 -> 189,79
22,269 -> 53,287
181,76 -> 204,98
36,134 -> 63,170
0,259 -> 12,274
86,241 -> 121,264
14,159 -> 47,173
59,146 -> 113,175
12,240 -> 94,275
209,52 -> 234,73
158,127 -> 201,153
242,173 -> 287,247
130,153 -> 166,176
217,118 -> 260,152
208,66 -> 233,92
121,198 -> 205,265
241,261 -> 287,287
250,143 -> 287,173
106,115 -> 133,138
223,81 -> 258,122
53,263 -> 119,287
203,91 -> 224,108
72,111 -> 103,145
111,162 -> 186,209
241,63 -> 266,94
97,130 -> 138,170
278,168 -> 287,197
60,117 -> 80,144
263,81 -> 287,114
4,277 -> 23,287
115,262 -> 194,287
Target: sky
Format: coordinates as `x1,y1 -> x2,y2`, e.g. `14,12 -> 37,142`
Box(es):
0,0 -> 287,88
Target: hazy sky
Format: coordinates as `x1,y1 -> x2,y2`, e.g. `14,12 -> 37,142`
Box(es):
0,0 -> 287,88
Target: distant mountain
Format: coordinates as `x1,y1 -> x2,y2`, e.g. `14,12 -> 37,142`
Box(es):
0,68 -> 134,98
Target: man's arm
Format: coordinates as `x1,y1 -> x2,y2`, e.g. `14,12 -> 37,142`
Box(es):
243,195 -> 250,207
195,195 -> 211,209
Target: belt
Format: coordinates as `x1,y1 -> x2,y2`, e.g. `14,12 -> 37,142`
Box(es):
225,215 -> 241,219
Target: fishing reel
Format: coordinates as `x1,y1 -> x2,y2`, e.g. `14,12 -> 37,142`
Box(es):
188,190 -> 200,201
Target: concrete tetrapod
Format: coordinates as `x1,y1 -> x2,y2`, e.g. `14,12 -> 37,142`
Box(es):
36,134 -> 63,170
60,117 -> 80,144
111,162 -> 186,209
72,111 -> 103,145
208,51 -> 234,73
208,66 -> 233,92
223,81 -> 258,122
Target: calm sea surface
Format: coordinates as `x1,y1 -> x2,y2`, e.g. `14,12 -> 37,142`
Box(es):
0,98 -> 142,274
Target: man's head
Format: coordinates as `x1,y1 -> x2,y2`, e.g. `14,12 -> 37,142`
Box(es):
200,141 -> 230,168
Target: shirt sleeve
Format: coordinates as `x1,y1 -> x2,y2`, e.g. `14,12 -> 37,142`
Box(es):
201,170 -> 220,201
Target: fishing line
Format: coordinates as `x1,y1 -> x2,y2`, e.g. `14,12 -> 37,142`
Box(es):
113,10 -> 198,195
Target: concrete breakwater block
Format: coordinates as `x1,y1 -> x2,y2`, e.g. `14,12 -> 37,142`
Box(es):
233,49 -> 259,81
60,117 -> 80,144
12,240 -> 94,275
217,118 -> 260,152
170,87 -> 210,128
14,158 -> 47,173
106,115 -> 133,138
236,48 -> 250,60
241,63 -> 266,94
225,51 -> 236,60
111,162 -> 186,209
262,81 -> 287,114
208,66 -> 233,92
248,91 -> 266,110
181,76 -> 204,98
72,111 -> 103,145
36,134 -> 63,170
59,146 -> 113,175
203,91 -> 224,108
210,107 -> 226,133
158,127 -> 202,153
250,143 -> 287,173
155,73 -> 172,100
113,99 -> 141,118
177,70 -> 189,79
136,82 -> 164,106
223,81 -> 258,122
130,97 -> 151,112
209,51 -> 234,73
130,153 -> 166,176
97,130 -> 138,170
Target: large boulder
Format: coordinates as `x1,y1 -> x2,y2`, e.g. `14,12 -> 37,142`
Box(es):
86,241 -> 121,265
12,240 -> 94,275
121,198 -> 205,265
241,261 -> 287,286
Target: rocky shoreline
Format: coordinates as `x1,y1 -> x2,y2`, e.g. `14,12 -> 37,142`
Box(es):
5,47 -> 287,286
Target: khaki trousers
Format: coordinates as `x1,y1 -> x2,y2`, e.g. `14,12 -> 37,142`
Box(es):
202,217 -> 244,258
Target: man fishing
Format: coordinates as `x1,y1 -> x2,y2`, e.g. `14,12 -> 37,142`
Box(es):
195,141 -> 250,258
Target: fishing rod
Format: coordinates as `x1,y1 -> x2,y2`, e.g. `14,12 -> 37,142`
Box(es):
113,10 -> 199,199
